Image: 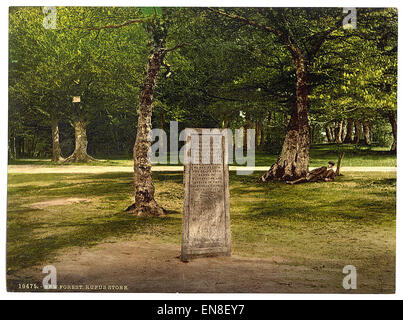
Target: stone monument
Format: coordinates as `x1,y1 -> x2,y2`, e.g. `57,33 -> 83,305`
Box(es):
181,128 -> 231,261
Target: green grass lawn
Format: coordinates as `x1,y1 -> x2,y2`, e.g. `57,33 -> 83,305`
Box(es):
255,144 -> 396,167
8,144 -> 397,167
7,170 -> 396,292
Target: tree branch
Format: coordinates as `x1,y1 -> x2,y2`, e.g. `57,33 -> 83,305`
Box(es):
308,15 -> 346,57
87,18 -> 149,31
207,7 -> 301,57
165,42 -> 187,53
207,8 -> 285,40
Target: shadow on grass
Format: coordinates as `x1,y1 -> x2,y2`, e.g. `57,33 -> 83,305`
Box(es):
8,172 -> 184,199
7,170 -> 396,274
371,178 -> 396,186
7,172 -> 186,272
7,213 -> 181,272
230,172 -> 396,225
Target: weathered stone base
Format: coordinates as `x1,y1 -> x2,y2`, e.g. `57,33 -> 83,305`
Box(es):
181,246 -> 231,262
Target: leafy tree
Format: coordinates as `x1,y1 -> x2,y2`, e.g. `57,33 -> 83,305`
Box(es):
9,7 -> 148,162
82,7 -> 186,216
208,8 -> 393,180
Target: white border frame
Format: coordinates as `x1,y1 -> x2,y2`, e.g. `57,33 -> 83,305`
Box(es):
1,0 -> 401,300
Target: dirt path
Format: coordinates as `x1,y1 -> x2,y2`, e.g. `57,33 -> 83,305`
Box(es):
7,165 -> 397,174
8,239 -> 355,293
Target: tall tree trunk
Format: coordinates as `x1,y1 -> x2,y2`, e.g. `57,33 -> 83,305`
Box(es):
330,126 -> 335,142
64,119 -> 95,163
354,120 -> 362,144
15,137 -> 20,159
362,121 -> 371,145
310,124 -> 315,144
51,118 -> 64,162
336,152 -> 345,176
125,45 -> 167,216
9,132 -> 16,160
325,123 -> 334,143
266,112 -> 272,146
13,137 -> 16,159
159,111 -> 165,151
21,138 -> 24,158
340,120 -> 346,142
343,119 -> 354,143
255,120 -> 260,147
334,121 -> 342,144
388,111 -> 397,152
243,118 -> 250,150
33,133 -> 38,157
261,53 -> 310,181
259,118 -> 265,149
8,139 -> 13,160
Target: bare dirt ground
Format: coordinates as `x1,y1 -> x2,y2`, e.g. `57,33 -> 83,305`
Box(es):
7,166 -> 395,293
28,198 -> 91,209
7,239 -> 384,293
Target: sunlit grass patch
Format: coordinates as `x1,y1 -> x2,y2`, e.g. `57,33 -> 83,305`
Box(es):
7,170 -> 395,292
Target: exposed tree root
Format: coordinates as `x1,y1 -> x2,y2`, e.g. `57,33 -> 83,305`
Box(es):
62,153 -> 97,163
260,161 -> 308,182
124,200 -> 166,217
52,156 -> 65,164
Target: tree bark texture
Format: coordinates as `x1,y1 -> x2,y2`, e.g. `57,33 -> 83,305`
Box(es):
261,52 -> 310,181
51,118 -> 64,162
125,46 -> 167,216
343,119 -> 354,143
259,119 -> 265,149
64,119 -> 96,163
334,121 -> 343,144
354,120 -> 362,144
325,123 -> 334,143
362,121 -> 371,145
388,111 -> 397,152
